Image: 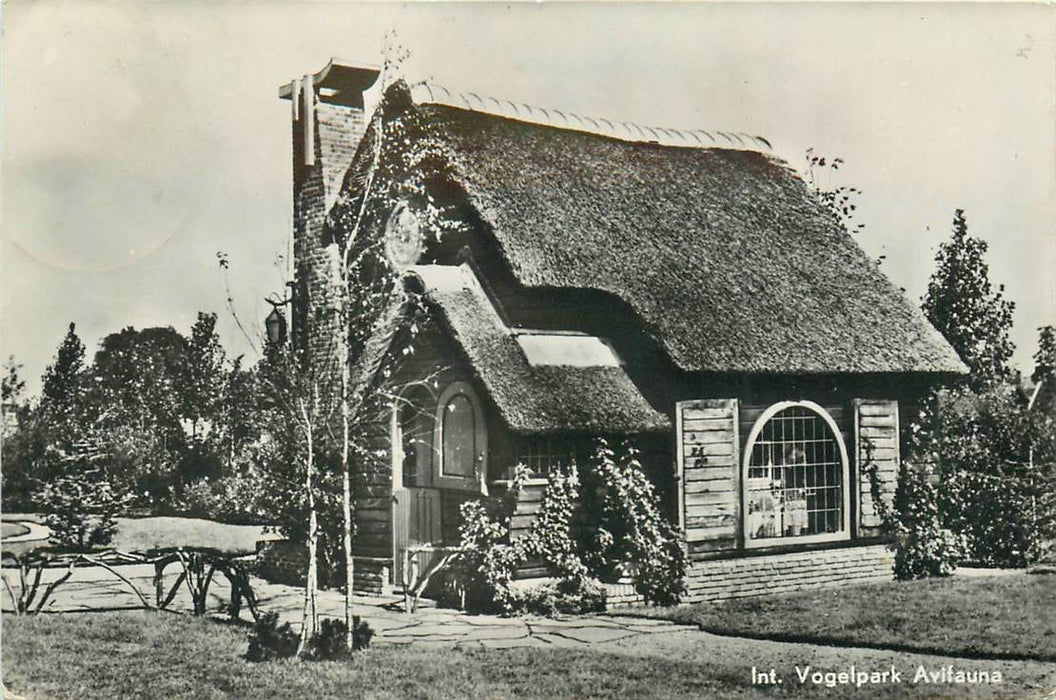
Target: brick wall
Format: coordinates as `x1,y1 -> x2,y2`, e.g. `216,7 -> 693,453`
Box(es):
291,98 -> 367,362
682,543 -> 893,605
352,557 -> 393,595
256,540 -> 309,586
605,543 -> 893,608
256,539 -> 395,595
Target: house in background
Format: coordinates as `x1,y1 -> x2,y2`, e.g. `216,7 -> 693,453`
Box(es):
275,58 -> 966,603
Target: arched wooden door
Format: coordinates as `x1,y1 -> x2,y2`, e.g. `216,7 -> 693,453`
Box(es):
391,394 -> 442,586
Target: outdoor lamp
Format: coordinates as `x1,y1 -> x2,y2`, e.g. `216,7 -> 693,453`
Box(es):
265,307 -> 287,346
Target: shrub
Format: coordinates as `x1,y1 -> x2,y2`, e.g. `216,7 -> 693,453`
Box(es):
177,468 -> 271,524
36,469 -> 131,550
246,613 -> 374,662
892,463 -> 964,580
578,440 -> 686,606
307,617 -> 374,660
944,471 -> 1039,567
509,577 -> 607,616
456,440 -> 686,613
245,611 -> 299,662
455,495 -> 523,614
907,385 -> 1050,568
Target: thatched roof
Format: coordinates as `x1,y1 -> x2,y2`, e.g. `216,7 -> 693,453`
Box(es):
406,264 -> 670,435
330,85 -> 966,376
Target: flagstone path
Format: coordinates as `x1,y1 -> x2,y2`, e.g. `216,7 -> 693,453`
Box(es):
0,560 -> 695,649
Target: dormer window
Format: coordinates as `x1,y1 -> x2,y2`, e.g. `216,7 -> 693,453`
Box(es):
433,381 -> 488,493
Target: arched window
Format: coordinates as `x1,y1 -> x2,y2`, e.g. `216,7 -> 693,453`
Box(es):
743,401 -> 850,547
433,382 -> 488,493
442,395 -> 476,478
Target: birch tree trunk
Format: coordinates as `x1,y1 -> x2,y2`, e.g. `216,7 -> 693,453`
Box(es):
341,341 -> 354,652
296,398 -> 319,658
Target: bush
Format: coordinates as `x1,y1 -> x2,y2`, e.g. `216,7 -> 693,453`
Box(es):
509,577 -> 607,616
455,496 -> 523,614
456,440 -> 686,613
893,463 -> 964,580
36,469 -> 131,550
907,385 -> 1051,569
245,611 -> 299,662
246,613 -> 374,662
579,440 -> 686,606
177,468 -> 271,524
945,471 -> 1039,567
307,617 -> 374,660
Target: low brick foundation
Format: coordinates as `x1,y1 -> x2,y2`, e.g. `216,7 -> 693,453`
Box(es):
259,539 -> 892,608
603,579 -> 645,608
352,557 -> 393,596
256,540 -> 308,586
256,541 -> 393,595
683,543 -> 893,604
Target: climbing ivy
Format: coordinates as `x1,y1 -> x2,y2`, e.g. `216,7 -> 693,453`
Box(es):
456,439 -> 686,614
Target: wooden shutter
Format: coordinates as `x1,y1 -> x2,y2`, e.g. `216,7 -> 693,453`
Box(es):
676,399 -> 740,555
854,399 -> 900,535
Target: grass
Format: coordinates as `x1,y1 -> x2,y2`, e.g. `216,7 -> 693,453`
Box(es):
1,515 -> 276,557
636,574 -> 1056,661
4,611 -> 1054,699
108,516 -> 277,556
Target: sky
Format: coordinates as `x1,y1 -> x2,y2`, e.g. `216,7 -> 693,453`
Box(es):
2,2 -> 1054,397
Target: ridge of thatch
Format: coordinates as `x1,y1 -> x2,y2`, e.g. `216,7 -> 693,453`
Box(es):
408,101 -> 967,376
406,264 -> 670,435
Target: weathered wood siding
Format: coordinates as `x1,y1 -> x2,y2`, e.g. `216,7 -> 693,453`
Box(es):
677,399 -> 740,557
854,399 -> 899,536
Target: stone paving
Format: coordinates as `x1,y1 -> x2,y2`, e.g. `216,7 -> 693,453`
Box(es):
0,560 -> 696,649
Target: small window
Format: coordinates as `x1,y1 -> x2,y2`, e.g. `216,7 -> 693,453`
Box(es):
400,403 -> 421,486
433,382 -> 488,493
743,402 -> 849,547
517,437 -> 576,477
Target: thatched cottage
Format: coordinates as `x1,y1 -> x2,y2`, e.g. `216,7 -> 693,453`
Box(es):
277,59 -> 966,603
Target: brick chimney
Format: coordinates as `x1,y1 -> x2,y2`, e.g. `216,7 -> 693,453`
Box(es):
280,59 -> 381,356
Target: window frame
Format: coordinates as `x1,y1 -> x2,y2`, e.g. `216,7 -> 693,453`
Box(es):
741,400 -> 851,549
391,388 -> 434,490
516,436 -> 578,479
432,381 -> 488,494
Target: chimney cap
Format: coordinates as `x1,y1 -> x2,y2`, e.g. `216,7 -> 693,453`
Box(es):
279,58 -> 381,106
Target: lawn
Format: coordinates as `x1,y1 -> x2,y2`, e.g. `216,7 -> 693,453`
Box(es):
1,515 -> 277,557
108,516 -> 277,556
4,612 -> 1054,699
636,574 -> 1056,662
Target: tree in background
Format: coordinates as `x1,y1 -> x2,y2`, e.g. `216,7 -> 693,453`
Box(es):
2,355 -> 26,410
38,324 -> 89,449
3,316 -> 266,518
89,326 -> 190,501
2,356 -> 33,507
1033,325 -> 1056,394
901,211 -> 1051,571
1029,325 -> 1056,562
26,324 -> 94,489
181,313 -> 228,453
922,209 -> 1016,390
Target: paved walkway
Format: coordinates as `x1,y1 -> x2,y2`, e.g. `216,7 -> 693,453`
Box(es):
1,521 -> 50,544
0,561 -> 695,649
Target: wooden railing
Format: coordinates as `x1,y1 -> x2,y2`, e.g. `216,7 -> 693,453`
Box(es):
400,544 -> 464,613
